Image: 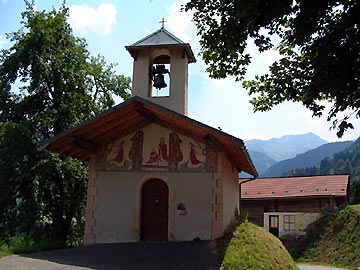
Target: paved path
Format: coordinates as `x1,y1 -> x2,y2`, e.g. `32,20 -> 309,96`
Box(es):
0,241 -> 221,270
297,263 -> 349,270
0,242 -> 354,270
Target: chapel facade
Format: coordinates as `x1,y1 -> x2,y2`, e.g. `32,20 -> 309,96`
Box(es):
42,26 -> 257,244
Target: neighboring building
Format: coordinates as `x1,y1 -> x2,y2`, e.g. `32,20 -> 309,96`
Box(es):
42,26 -> 257,245
240,175 -> 349,239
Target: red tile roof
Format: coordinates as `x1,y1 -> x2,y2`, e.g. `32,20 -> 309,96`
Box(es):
240,175 -> 349,200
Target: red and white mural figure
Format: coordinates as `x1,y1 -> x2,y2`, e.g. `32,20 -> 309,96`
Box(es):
146,148 -> 159,164
145,137 -> 169,167
129,130 -> 143,170
105,125 -> 214,172
185,142 -> 204,168
168,132 -> 183,171
108,140 -> 126,167
159,137 -> 169,164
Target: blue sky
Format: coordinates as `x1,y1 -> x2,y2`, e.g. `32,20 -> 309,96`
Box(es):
0,0 -> 359,142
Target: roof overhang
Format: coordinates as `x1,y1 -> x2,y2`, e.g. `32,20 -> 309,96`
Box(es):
125,27 -> 196,63
126,44 -> 196,63
40,96 -> 258,177
241,194 -> 347,201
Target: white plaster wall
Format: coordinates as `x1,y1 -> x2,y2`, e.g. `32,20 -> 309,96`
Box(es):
95,171 -> 213,243
131,51 -> 150,98
221,153 -> 239,230
172,172 -> 213,241
264,212 -> 321,238
95,171 -> 138,243
130,47 -> 189,115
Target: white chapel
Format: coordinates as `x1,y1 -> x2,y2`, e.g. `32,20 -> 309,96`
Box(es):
42,26 -> 257,244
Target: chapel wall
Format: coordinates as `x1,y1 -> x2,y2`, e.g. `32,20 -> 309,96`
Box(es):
94,171 -> 213,243
91,123 -> 217,243
84,154 -> 98,245
221,152 -> 239,230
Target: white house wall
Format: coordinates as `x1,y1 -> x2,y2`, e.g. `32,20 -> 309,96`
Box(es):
264,212 -> 321,239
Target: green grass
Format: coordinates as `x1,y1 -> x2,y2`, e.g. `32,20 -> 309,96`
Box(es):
218,218 -> 298,270
0,236 -> 66,258
0,243 -> 13,258
349,204 -> 360,213
296,204 -> 360,268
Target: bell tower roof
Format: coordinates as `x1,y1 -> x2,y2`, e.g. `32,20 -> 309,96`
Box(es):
126,27 -> 196,63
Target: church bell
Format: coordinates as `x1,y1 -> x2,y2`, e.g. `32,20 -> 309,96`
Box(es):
152,64 -> 169,90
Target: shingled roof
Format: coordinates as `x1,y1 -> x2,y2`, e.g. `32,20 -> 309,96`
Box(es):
125,27 -> 196,63
240,175 -> 349,199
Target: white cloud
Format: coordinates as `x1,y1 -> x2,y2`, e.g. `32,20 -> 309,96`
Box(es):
166,1 -> 196,45
167,1 -> 211,80
0,35 -> 7,49
68,3 -> 117,36
244,37 -> 281,80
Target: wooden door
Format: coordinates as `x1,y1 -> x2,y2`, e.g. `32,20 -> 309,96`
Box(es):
141,179 -> 169,241
269,215 -> 279,237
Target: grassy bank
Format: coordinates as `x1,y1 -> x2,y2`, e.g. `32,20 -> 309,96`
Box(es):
218,219 -> 298,270
295,204 -> 360,268
0,236 -> 66,258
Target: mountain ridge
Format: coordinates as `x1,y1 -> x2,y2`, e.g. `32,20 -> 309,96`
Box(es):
246,132 -> 328,162
247,150 -> 277,176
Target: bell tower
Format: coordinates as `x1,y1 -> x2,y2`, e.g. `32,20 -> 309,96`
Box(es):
126,25 -> 196,116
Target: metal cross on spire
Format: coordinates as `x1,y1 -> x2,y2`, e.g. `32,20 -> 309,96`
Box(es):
159,18 -> 166,29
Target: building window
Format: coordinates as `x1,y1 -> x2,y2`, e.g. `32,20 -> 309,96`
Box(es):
283,215 -> 295,231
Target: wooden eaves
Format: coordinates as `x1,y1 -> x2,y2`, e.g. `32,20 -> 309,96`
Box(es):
40,96 -> 258,177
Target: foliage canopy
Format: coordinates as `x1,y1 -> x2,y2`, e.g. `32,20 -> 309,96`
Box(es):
0,1 -> 130,242
184,0 -> 360,137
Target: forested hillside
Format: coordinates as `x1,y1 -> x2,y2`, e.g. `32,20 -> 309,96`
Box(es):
282,137 -> 360,177
263,141 -> 353,177
282,137 -> 360,204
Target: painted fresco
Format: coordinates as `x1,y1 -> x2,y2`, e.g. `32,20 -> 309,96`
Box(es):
106,124 -> 214,172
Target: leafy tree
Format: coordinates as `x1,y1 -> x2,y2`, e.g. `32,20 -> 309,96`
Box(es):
184,0 -> 360,137
349,177 -> 360,204
281,166 -> 319,177
0,1 -> 130,241
306,166 -> 320,176
0,122 -> 36,238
